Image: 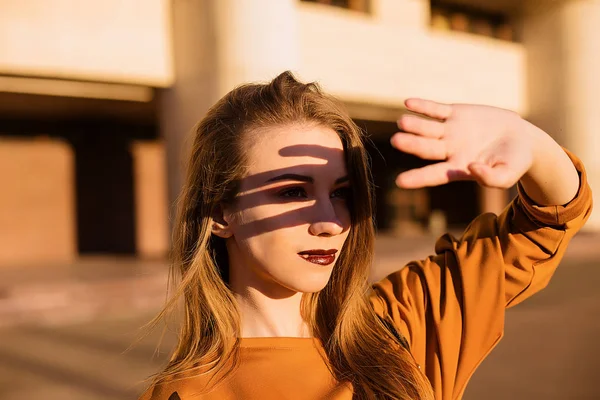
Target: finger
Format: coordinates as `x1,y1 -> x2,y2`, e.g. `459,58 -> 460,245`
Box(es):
395,162 -> 469,188
468,163 -> 517,189
404,98 -> 453,120
397,114 -> 445,139
390,133 -> 447,161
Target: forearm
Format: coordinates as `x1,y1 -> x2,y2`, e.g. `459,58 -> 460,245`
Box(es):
519,121 -> 580,207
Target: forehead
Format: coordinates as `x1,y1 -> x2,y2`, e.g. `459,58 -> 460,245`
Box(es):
246,124 -> 346,176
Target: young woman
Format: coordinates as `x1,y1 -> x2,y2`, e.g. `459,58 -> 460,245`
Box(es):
140,71 -> 592,400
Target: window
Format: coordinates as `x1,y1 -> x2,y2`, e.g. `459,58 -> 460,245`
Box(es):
300,0 -> 371,14
430,1 -> 516,42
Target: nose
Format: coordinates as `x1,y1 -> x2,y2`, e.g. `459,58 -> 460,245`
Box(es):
308,200 -> 345,237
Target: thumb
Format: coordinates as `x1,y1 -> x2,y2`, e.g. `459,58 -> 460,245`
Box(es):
468,162 -> 515,188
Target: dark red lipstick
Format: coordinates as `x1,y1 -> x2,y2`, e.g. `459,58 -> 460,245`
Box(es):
298,249 -> 338,266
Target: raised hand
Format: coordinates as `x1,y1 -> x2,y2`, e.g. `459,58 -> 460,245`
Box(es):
390,99 -> 535,189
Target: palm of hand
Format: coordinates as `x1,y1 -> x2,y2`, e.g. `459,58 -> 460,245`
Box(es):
391,99 -> 534,189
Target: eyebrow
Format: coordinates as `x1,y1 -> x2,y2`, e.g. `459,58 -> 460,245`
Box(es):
266,173 -> 349,185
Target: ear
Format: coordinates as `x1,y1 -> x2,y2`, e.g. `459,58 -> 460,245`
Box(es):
211,204 -> 233,239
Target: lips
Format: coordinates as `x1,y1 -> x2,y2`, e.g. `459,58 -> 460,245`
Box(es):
298,249 -> 338,266
298,249 -> 338,256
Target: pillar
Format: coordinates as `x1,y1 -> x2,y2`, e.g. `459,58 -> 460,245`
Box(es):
522,0 -> 600,230
213,0 -> 300,94
479,187 -> 508,216
131,141 -> 169,259
0,138 -> 76,264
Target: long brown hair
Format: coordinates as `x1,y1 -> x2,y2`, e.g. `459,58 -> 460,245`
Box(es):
146,71 -> 434,399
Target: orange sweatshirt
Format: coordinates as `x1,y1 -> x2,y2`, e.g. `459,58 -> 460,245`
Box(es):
140,150 -> 592,400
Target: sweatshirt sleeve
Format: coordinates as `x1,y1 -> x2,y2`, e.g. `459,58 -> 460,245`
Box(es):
370,149 -> 593,400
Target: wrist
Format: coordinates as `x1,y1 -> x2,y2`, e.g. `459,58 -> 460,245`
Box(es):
523,120 -> 552,173
519,121 -> 579,206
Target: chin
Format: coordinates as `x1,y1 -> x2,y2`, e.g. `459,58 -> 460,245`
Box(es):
289,282 -> 329,294
282,271 -> 334,294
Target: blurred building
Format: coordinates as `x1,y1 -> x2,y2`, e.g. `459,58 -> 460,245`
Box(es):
1,0 -> 598,264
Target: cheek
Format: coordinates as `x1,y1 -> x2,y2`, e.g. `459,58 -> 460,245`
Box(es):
333,201 -> 352,229
228,203 -> 309,261
229,199 -> 311,241
235,225 -> 302,274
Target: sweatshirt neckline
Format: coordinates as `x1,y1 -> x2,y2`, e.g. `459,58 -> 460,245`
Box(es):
239,336 -> 319,348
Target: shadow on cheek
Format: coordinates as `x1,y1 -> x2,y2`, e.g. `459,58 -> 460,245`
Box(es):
235,206 -> 313,239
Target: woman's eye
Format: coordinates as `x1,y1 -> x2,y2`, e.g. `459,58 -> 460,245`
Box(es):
332,187 -> 352,199
279,187 -> 308,199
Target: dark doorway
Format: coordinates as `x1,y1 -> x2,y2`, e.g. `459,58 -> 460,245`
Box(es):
357,120 -> 431,233
70,127 -> 137,254
0,98 -> 157,255
65,119 -> 156,255
429,180 -> 479,229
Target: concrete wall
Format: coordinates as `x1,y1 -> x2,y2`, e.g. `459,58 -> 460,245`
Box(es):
0,0 -> 525,112
297,0 -> 527,114
204,0 -> 526,114
0,0 -> 173,86
0,138 -> 76,264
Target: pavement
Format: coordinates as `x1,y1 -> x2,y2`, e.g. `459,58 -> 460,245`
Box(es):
0,232 -> 599,399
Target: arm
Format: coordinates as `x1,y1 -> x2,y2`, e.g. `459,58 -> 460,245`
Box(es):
518,121 -> 579,207
371,151 -> 591,399
372,100 -> 593,399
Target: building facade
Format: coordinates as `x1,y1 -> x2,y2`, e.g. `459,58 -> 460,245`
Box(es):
1,0 -> 598,264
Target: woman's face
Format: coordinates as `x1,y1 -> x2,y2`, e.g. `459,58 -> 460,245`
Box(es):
220,123 -> 352,297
